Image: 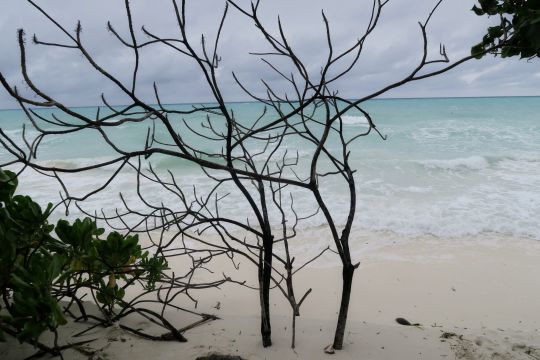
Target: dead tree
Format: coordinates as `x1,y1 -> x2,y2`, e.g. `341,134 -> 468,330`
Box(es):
0,0 -> 320,348
81,122 -> 323,348
222,0 -> 503,350
0,0 -> 504,351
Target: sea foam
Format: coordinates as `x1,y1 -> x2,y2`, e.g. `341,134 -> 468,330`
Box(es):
3,97 -> 540,245
341,115 -> 369,126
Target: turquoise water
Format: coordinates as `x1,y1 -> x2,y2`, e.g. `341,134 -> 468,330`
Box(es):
1,96 -> 539,240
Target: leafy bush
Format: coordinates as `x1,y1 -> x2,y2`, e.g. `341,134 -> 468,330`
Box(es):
0,168 -> 168,347
471,0 -> 540,59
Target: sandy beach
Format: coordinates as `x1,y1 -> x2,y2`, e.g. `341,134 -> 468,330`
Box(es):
2,233 -> 540,360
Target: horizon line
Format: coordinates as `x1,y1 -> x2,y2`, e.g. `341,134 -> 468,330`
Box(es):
0,94 -> 538,111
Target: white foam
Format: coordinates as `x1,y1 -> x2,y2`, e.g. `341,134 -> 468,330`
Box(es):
5,101 -> 540,247
419,156 -> 490,171
403,186 -> 432,193
340,115 -> 369,126
38,156 -> 119,170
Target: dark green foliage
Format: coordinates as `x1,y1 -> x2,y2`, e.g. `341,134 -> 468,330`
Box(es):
55,218 -> 104,255
141,255 -> 169,291
96,232 -> 141,273
8,253 -> 68,343
0,168 -> 168,347
0,169 -> 17,203
0,169 -> 60,345
471,0 -> 540,59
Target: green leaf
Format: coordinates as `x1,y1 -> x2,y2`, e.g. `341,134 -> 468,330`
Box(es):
472,5 -> 485,16
487,25 -> 503,38
55,217 -> 103,254
473,0 -> 540,59
471,43 -> 486,59
0,169 -> 18,203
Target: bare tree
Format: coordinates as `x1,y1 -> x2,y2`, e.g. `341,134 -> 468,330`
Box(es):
0,0 -> 504,352
223,0 -> 504,350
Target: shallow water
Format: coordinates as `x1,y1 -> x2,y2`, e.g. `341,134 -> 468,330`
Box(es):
1,96 -> 539,242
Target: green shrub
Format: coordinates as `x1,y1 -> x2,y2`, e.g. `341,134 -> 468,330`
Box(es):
0,168 -> 168,347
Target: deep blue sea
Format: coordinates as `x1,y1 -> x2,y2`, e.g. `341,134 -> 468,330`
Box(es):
1,96 -> 539,242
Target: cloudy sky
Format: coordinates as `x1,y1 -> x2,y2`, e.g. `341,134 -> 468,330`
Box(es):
0,0 -> 538,109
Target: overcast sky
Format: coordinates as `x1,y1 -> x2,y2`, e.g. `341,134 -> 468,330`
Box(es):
0,0 -> 538,109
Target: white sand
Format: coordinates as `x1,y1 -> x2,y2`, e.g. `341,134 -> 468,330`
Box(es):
2,234 -> 540,359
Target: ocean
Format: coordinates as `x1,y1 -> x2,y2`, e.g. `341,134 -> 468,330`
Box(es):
1,96 -> 539,248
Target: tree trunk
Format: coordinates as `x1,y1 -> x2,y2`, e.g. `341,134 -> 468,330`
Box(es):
259,238 -> 273,347
332,266 -> 355,350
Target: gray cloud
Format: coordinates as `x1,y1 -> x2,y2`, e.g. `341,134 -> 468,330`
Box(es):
0,0 -> 538,109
